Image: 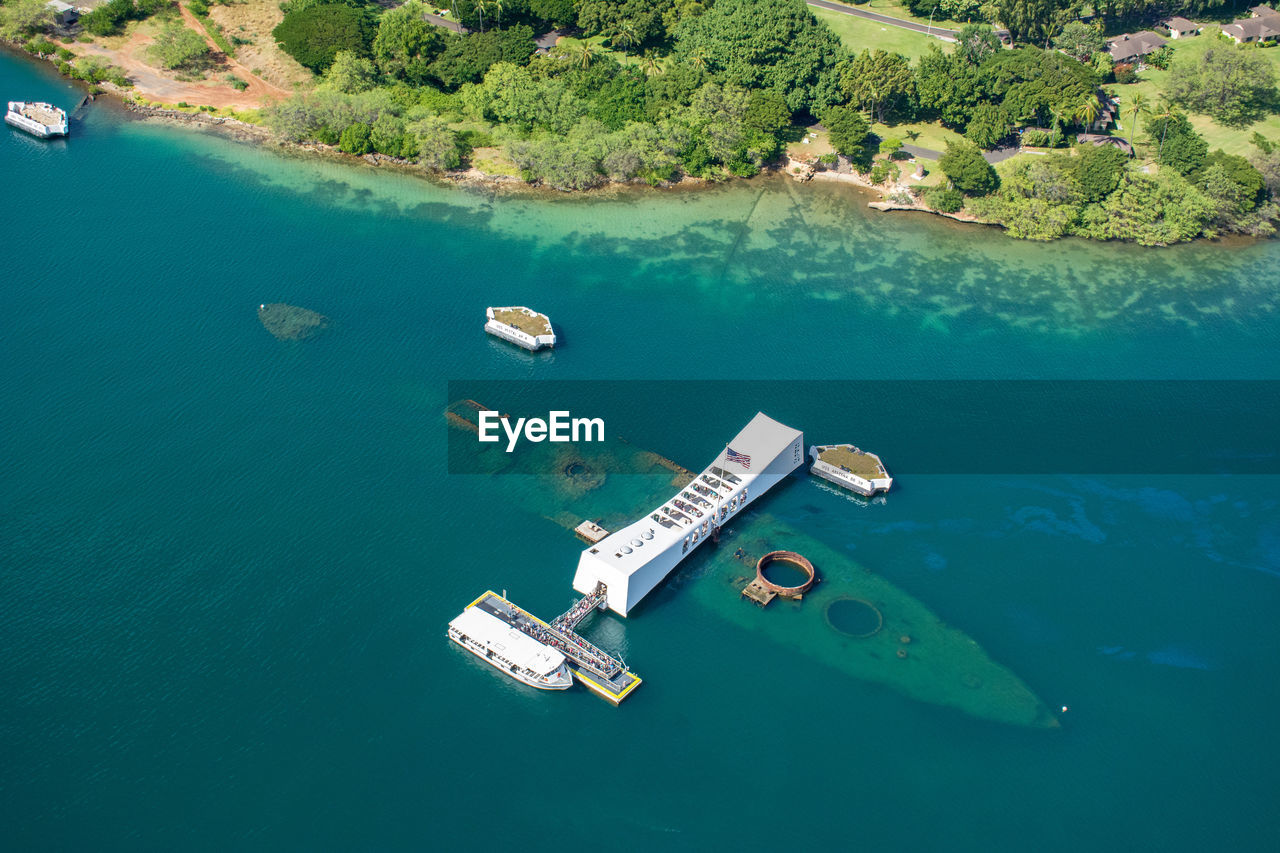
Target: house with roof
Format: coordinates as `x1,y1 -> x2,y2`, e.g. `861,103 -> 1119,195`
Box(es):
1107,31 -> 1168,64
45,0 -> 78,26
1222,16 -> 1280,44
1163,17 -> 1201,38
1250,5 -> 1280,18
1090,93 -> 1120,132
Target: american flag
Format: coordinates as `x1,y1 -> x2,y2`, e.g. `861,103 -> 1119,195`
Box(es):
726,447 -> 751,469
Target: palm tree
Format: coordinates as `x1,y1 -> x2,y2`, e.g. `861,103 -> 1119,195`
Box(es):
1074,96 -> 1101,133
1150,100 -> 1177,162
610,21 -> 639,53
642,50 -> 664,77
1047,105 -> 1065,146
575,42 -> 597,70
1127,92 -> 1148,143
690,47 -> 707,72
473,0 -> 497,33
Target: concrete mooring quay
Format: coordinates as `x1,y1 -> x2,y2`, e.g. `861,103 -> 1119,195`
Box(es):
472,591 -> 642,704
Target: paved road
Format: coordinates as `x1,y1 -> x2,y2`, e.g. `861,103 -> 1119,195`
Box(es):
806,1 -> 959,40
425,12 -> 465,33
983,144 -> 1021,164
902,142 -> 1021,163
902,142 -> 944,160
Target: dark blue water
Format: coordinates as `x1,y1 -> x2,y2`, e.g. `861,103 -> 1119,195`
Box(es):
3,51 -> 1279,851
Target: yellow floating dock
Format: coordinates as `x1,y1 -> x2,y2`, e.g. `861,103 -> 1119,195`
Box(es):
462,591 -> 642,705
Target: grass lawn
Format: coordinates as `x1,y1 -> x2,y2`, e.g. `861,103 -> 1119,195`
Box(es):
871,119 -> 965,152
786,125 -> 838,160
552,35 -> 639,69
811,7 -> 952,61
904,161 -> 947,188
1107,30 -> 1280,158
814,0 -> 968,30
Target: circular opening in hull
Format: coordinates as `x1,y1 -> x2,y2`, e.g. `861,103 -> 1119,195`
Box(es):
754,551 -> 816,596
826,598 -> 884,638
760,558 -> 810,589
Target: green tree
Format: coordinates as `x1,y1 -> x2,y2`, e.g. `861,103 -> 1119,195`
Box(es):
924,185 -> 965,213
817,104 -> 870,162
743,90 -> 791,136
79,0 -> 134,37
1165,45 -> 1278,128
408,115 -> 463,170
673,0 -> 846,112
1092,51 -> 1113,81
956,23 -> 1000,66
528,0 -> 576,28
338,121 -> 373,155
577,0 -> 670,49
589,70 -> 647,129
1070,142 -> 1128,203
939,139 -> 999,195
1197,150 -> 1265,208
841,50 -> 913,124
686,81 -> 752,167
982,48 -> 1098,132
147,22 -> 211,71
322,49 -> 378,93
1052,21 -> 1104,64
373,1 -> 446,85
429,26 -> 536,89
463,61 -> 585,133
571,42 -> 597,70
914,46 -> 986,129
965,103 -> 1012,149
1126,92 -> 1147,142
1077,170 -> 1213,245
1073,95 -> 1099,131
1249,135 -> 1280,198
369,112 -> 413,157
1,0 -> 55,38
273,3 -> 377,74
1146,112 -> 1207,175
993,0 -> 1077,45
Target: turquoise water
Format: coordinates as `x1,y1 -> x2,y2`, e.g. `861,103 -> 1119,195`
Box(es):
3,52 -> 1280,851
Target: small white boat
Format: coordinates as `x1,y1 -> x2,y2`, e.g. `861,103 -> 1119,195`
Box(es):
484,306 -> 556,351
448,606 -> 572,690
6,101 -> 68,138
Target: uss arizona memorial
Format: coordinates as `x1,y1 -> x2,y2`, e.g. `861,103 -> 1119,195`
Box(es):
572,412 -> 805,616
452,410 -> 888,701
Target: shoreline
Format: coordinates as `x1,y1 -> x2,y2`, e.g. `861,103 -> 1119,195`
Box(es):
1,41 -> 1262,245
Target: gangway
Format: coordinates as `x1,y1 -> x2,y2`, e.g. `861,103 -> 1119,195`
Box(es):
471,591 -> 641,704
553,582 -> 608,632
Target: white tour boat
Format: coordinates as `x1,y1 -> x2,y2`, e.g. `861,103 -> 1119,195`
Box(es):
6,102 -> 69,138
448,606 -> 572,690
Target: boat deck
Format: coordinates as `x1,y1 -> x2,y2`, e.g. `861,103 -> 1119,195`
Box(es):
468,591 -> 641,704
20,104 -> 62,125
815,445 -> 886,480
489,307 -> 551,337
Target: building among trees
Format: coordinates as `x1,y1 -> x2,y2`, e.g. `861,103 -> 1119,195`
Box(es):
1162,17 -> 1201,39
1107,31 -> 1168,64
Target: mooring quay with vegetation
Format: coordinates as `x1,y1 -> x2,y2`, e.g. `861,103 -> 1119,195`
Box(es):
7,0 -> 1280,244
